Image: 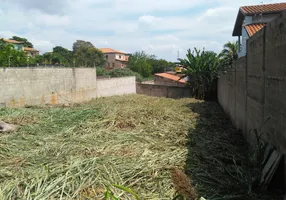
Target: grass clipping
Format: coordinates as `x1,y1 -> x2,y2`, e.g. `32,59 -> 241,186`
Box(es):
0,94 -> 281,200
0,95 -> 197,199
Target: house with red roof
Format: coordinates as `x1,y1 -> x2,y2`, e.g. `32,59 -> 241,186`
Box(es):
100,48 -> 129,70
1,38 -> 39,57
154,72 -> 187,87
233,2 -> 286,57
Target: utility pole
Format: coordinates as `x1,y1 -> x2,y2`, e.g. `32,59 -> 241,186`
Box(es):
8,55 -> 11,67
260,1 -> 264,21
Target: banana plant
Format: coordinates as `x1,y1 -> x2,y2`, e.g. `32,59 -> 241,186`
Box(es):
178,48 -> 223,100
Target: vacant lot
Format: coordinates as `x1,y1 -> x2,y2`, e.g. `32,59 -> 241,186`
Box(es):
0,95 -> 281,199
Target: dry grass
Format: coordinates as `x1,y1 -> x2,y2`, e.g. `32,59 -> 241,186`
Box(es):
171,167 -> 198,200
0,95 -> 199,199
0,94 -> 282,200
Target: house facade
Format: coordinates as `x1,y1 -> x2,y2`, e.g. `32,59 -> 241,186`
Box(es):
1,39 -> 24,51
1,38 -> 39,57
24,47 -> 39,57
100,48 -> 129,70
232,2 -> 286,57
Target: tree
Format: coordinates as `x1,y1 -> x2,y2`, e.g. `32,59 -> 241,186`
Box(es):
29,55 -> 45,65
148,58 -> 174,74
179,48 -> 222,100
51,55 -> 63,65
10,36 -> 33,48
0,41 -> 28,67
127,51 -> 153,78
72,40 -> 94,53
53,46 -> 71,55
75,46 -> 105,67
43,53 -> 53,64
220,41 -> 238,67
53,46 -> 73,66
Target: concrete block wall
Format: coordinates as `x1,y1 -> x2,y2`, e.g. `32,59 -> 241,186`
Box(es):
0,68 -> 137,107
0,68 -> 97,107
235,57 -> 247,133
218,72 -> 229,114
136,83 -> 192,98
218,11 -> 286,153
246,27 -> 266,142
227,69 -> 236,125
154,76 -> 186,87
263,11 -> 286,153
96,76 -> 136,98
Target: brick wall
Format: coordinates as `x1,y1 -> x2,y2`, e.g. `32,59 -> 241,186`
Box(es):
218,11 -> 286,153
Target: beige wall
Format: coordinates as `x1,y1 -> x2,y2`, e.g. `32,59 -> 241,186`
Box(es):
136,83 -> 191,99
96,76 -> 136,97
0,68 -> 137,107
218,11 -> 286,154
0,68 -> 97,107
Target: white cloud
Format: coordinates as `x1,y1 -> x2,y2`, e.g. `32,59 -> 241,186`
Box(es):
34,14 -> 70,27
138,15 -> 162,24
0,0 -> 282,61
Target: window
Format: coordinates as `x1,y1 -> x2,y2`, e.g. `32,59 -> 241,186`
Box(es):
106,55 -> 108,59
119,55 -> 121,59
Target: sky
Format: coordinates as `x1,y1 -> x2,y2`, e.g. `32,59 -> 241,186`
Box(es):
0,0 -> 284,61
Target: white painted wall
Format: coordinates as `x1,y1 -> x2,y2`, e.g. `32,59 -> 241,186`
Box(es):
238,28 -> 249,57
115,54 -> 126,60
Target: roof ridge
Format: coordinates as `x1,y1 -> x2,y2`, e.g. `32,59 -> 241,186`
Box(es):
241,2 -> 286,8
240,2 -> 286,15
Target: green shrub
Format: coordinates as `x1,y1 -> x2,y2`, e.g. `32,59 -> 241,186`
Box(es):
107,68 -> 144,82
96,67 -> 108,76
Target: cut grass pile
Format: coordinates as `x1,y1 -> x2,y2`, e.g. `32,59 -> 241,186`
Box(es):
185,101 -> 283,200
0,95 -> 198,199
0,94 -> 282,200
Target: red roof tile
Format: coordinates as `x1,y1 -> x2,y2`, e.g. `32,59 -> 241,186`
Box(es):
245,23 -> 265,37
241,2 -> 286,15
100,48 -> 125,54
24,47 -> 39,52
155,73 -> 186,84
1,38 -> 24,44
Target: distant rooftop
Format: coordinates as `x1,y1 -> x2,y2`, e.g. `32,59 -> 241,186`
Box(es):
154,73 -> 186,84
24,47 -> 39,52
1,38 -> 24,44
100,48 -> 125,54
